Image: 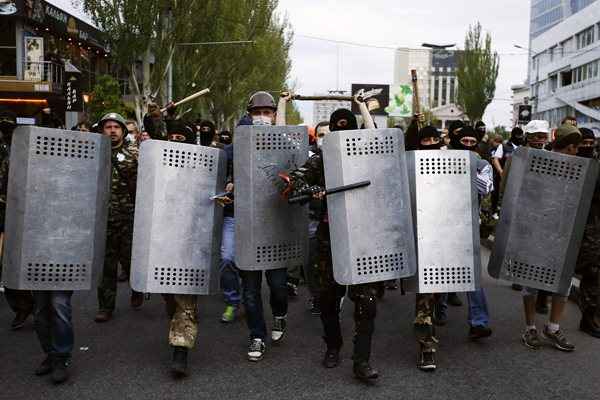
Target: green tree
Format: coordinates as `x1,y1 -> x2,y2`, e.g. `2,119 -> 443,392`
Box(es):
87,75 -> 131,122
456,22 -> 500,123
173,1 -> 298,128
494,125 -> 509,140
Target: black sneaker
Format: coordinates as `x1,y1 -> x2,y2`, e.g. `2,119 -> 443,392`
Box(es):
51,357 -> 70,384
322,348 -> 340,368
469,325 -> 492,340
171,346 -> 189,377
417,349 -> 436,372
521,328 -> 542,350
353,361 -> 379,381
271,316 -> 287,343
580,318 -> 600,339
541,327 -> 575,352
34,356 -> 53,376
248,338 -> 265,362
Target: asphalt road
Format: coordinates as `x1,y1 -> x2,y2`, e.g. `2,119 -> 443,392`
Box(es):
1,247 -> 599,400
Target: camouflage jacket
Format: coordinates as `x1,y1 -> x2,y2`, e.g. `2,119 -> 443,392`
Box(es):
0,142 -> 9,231
109,141 -> 138,222
288,150 -> 327,221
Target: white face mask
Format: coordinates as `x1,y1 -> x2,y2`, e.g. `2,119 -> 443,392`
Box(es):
127,133 -> 135,142
252,115 -> 272,126
316,137 -> 324,148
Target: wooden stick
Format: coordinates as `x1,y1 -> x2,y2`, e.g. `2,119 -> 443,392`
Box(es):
160,88 -> 210,112
411,69 -> 422,129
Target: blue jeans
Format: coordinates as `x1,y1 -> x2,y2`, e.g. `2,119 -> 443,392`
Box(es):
467,288 -> 490,327
220,217 -> 241,306
33,291 -> 74,356
241,268 -> 288,340
436,289 -> 490,327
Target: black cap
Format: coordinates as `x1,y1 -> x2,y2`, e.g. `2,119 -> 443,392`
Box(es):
329,109 -> 357,132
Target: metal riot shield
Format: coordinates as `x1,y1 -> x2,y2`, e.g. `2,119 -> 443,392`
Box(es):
1,127 -> 110,291
488,147 -> 598,295
130,140 -> 226,295
322,128 -> 416,285
234,125 -> 309,271
405,150 -> 482,293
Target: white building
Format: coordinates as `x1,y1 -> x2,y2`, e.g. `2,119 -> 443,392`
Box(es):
394,47 -> 464,129
530,0 -> 600,130
312,91 -> 351,125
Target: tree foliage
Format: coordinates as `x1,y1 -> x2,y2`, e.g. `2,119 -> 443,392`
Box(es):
456,22 -> 500,123
87,74 -> 132,122
77,0 -> 300,128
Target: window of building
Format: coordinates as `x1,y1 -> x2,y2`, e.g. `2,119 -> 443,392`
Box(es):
434,77 -> 439,107
449,77 -> 455,104
561,70 -> 573,86
441,77 -> 447,106
0,18 -> 17,76
576,25 -> 595,49
549,46 -> 557,62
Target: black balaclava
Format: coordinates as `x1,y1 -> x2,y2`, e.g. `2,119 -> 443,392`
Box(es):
0,107 -> 17,144
167,120 -> 194,144
219,130 -> 232,145
510,126 -> 525,146
199,120 -> 216,146
417,125 -> 442,150
578,127 -> 595,158
475,121 -> 486,139
448,120 -> 465,149
454,125 -> 479,151
329,109 -> 358,132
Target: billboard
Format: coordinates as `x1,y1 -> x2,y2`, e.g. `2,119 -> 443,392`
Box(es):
351,84 -> 389,116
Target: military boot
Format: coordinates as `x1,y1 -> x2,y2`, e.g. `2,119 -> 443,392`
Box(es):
51,355 -> 70,384
417,339 -> 438,372
352,321 -> 378,381
171,346 -> 189,377
322,346 -> 341,369
34,355 -> 53,376
353,361 -> 379,381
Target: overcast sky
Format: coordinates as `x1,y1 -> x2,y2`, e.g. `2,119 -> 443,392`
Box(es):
53,0 -> 531,127
276,0 -> 531,127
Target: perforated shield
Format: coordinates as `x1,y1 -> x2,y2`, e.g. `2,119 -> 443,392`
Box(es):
1,127 -> 111,291
488,147 -> 598,294
234,125 -> 309,271
130,141 -> 226,295
322,128 -> 416,285
405,150 -> 482,293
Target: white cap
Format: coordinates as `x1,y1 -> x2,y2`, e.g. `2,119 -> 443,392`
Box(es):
524,120 -> 549,134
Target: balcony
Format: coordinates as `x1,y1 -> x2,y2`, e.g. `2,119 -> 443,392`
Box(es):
0,61 -> 64,94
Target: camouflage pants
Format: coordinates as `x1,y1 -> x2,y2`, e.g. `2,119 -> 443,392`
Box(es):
576,224 -> 600,327
97,219 -> 135,311
414,293 -> 437,348
168,294 -> 199,349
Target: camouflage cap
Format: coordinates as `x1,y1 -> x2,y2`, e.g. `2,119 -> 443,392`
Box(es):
99,112 -> 128,132
553,124 -> 582,149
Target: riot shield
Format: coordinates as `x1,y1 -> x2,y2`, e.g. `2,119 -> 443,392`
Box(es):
322,128 -> 416,285
234,125 -> 309,271
130,140 -> 226,295
1,127 -> 111,291
488,147 -> 599,294
404,150 -> 482,293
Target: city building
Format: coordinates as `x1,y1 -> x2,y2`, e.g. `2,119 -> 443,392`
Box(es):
529,0 -> 600,130
312,90 -> 351,125
0,0 -> 110,127
530,0 -> 598,40
394,47 -> 464,129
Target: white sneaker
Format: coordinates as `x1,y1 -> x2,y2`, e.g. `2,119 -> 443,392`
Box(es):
271,316 -> 287,343
248,338 -> 265,361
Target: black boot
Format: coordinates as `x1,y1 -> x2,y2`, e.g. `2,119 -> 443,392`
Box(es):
417,340 -> 437,372
34,355 -> 53,376
322,347 -> 340,368
51,355 -> 70,384
580,316 -> 600,338
353,361 -> 379,381
171,346 -> 189,377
